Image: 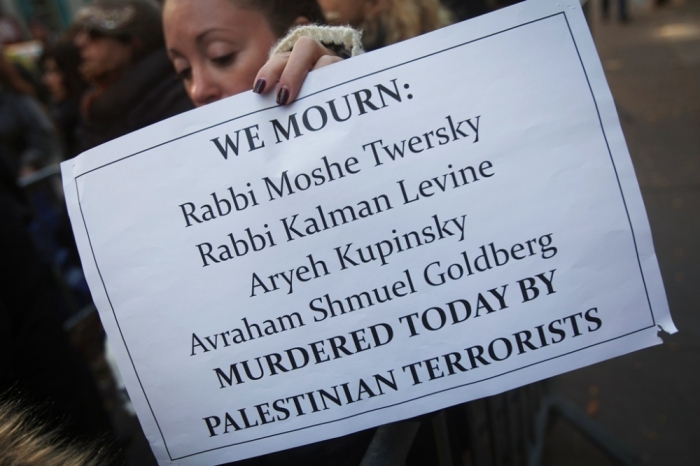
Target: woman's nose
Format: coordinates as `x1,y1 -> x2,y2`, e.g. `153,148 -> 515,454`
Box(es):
189,66 -> 223,107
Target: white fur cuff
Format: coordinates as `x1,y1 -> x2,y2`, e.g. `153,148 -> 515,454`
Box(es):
269,25 -> 364,59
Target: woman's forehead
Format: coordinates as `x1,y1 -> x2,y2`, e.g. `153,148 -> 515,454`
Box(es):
163,0 -> 270,43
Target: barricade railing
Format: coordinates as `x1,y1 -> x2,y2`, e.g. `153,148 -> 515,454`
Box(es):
361,381 -> 639,466
19,163 -> 94,323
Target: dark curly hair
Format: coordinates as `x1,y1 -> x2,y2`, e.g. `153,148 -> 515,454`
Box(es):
42,38 -> 88,97
234,0 -> 326,36
163,0 -> 326,37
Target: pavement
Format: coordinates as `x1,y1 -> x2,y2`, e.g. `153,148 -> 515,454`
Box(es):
543,1 -> 700,465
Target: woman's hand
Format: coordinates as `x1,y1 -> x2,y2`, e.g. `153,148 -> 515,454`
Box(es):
253,36 -> 342,105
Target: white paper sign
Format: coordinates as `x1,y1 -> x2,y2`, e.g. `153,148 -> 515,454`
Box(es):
62,1 -> 676,464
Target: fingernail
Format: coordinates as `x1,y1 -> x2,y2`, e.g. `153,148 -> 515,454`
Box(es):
253,78 -> 266,94
276,86 -> 289,105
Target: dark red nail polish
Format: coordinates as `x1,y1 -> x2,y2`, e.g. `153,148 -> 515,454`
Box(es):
253,78 -> 266,94
277,87 -> 289,105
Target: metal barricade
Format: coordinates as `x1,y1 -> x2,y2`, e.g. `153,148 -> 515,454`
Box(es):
361,381 -> 639,466
19,163 -> 95,325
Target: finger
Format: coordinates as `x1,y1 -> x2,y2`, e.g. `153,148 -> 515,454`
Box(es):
277,37 -> 335,104
253,52 -> 291,96
313,55 -> 343,71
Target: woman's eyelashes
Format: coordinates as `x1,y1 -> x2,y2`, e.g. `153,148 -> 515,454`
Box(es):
211,52 -> 236,67
177,67 -> 192,81
174,54 -> 233,83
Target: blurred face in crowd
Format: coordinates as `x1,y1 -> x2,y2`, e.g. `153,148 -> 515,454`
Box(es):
163,0 -> 282,107
73,30 -> 134,82
42,58 -> 67,101
317,0 -> 386,26
29,21 -> 51,44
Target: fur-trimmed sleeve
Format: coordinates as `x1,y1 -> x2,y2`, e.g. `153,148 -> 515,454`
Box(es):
268,25 -> 364,60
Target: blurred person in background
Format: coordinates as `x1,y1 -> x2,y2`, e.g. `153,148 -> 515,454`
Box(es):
42,39 -> 88,158
0,13 -> 24,45
602,0 -> 629,23
441,0 -> 489,21
72,0 -> 193,153
318,0 -> 454,51
28,17 -> 58,50
39,39 -> 93,308
0,52 -> 60,177
0,152 -> 115,449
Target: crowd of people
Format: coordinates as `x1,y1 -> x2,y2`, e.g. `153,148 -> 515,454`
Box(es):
0,0 -> 526,464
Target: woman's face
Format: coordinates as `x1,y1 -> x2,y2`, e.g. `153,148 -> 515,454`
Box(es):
42,58 -> 67,101
163,0 -> 279,107
74,31 -> 134,83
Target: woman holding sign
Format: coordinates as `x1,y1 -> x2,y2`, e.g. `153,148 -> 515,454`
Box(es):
163,0 -> 364,107
162,1 -> 373,464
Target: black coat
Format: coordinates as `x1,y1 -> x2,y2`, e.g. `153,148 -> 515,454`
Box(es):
0,89 -> 59,174
0,154 -> 112,440
76,49 -> 194,153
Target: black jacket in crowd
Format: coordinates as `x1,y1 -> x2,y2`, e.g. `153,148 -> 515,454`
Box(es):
0,87 -> 59,175
76,49 -> 194,153
0,154 -> 113,441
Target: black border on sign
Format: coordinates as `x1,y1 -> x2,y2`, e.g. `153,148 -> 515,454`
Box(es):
75,11 -> 657,462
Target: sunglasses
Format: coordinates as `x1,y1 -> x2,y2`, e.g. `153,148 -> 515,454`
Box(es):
77,23 -> 131,44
